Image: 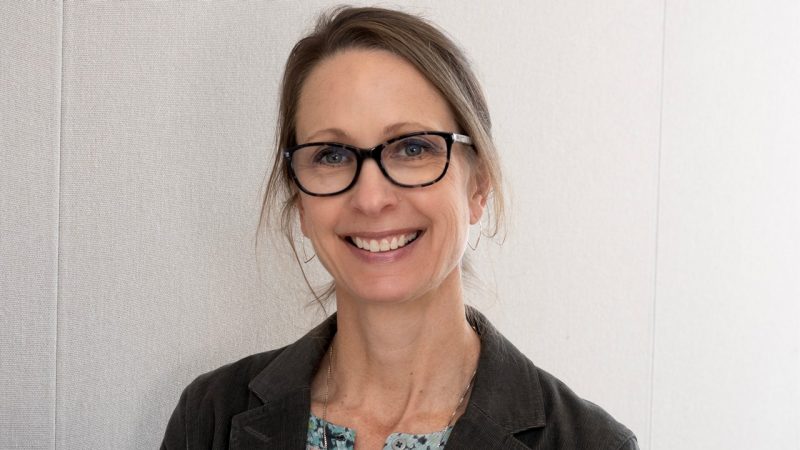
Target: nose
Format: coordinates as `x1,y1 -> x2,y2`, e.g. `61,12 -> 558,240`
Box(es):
348,159 -> 399,216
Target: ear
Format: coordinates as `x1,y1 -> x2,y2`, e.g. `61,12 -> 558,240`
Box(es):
468,169 -> 490,225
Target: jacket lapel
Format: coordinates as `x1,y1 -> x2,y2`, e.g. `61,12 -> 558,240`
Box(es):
229,390 -> 309,449
445,307 -> 547,448
445,411 -> 533,449
229,316 -> 337,449
227,307 -> 547,449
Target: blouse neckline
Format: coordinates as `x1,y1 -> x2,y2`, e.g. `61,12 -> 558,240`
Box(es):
307,413 -> 453,449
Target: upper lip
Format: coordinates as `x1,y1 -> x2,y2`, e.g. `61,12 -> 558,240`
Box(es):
340,228 -> 422,239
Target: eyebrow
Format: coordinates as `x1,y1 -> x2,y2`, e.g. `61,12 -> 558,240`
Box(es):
303,121 -> 435,144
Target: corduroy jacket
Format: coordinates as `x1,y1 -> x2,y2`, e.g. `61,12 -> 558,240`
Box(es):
161,308 -> 639,449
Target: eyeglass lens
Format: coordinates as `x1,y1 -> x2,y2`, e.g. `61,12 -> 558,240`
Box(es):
291,133 -> 449,195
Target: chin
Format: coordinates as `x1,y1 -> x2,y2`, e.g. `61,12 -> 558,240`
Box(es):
344,281 -> 427,306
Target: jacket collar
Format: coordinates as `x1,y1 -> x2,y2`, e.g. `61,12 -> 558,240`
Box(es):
230,306 -> 545,449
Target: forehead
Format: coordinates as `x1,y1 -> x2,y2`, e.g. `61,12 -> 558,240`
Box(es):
295,49 -> 457,144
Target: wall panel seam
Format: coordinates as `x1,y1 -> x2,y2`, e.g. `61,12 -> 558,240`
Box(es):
54,1 -> 64,449
647,1 -> 668,449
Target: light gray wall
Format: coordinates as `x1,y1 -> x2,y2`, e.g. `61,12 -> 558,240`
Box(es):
1,1 -> 61,447
1,1 -> 797,449
652,1 -> 800,448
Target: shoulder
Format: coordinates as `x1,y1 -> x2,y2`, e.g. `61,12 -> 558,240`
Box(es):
185,346 -> 285,406
522,365 -> 639,449
161,315 -> 337,449
161,346 -> 289,449
468,308 -> 637,449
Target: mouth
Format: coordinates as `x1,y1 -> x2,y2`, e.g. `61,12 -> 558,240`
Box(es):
344,230 -> 422,253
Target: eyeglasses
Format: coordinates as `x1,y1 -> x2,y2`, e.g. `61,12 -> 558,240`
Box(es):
283,131 -> 473,197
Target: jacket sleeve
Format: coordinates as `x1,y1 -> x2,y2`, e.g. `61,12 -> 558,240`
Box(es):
161,386 -> 188,450
615,435 -> 640,450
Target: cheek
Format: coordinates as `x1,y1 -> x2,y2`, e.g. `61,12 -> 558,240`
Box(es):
445,162 -> 475,222
426,196 -> 470,279
425,177 -> 472,249
298,197 -> 337,238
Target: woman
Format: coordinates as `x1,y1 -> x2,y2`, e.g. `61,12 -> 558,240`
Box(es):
162,6 -> 638,450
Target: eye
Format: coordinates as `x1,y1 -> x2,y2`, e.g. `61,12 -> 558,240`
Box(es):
313,146 -> 351,165
403,142 -> 426,157
392,138 -> 437,159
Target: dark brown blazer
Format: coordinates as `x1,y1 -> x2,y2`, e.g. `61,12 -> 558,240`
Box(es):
161,307 -> 638,449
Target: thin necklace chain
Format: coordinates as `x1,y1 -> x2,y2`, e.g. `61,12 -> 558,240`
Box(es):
322,340 -> 333,449
321,336 -> 478,449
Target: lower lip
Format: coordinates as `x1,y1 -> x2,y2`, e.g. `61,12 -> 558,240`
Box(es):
346,234 -> 421,263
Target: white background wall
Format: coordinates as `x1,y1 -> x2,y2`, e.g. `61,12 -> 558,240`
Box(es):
1,1 -> 797,449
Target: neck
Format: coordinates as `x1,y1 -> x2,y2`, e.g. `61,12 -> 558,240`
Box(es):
321,268 -> 480,428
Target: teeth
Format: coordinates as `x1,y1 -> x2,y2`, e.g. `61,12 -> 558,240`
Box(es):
351,232 -> 419,253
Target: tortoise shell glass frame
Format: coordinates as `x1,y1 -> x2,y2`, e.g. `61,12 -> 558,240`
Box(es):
283,131 -> 474,197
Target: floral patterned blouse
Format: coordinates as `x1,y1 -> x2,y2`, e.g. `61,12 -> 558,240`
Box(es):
307,413 -> 454,450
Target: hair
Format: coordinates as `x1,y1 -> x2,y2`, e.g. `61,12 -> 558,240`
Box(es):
256,6 -> 505,304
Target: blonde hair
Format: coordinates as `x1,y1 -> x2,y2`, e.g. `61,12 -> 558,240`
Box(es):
256,6 -> 505,303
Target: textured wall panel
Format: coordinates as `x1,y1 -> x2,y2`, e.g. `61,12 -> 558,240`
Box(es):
56,2 -> 320,448
652,1 -> 800,449
0,1 -> 62,448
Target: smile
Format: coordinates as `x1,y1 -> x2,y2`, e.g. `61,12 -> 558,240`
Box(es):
347,231 -> 420,253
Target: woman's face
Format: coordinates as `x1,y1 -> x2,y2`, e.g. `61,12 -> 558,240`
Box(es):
295,49 -> 487,305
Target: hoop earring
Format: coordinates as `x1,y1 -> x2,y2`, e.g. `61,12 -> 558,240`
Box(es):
467,221 -> 483,251
301,236 -> 316,263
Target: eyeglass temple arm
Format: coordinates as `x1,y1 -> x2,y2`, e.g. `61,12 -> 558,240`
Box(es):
453,133 -> 473,146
